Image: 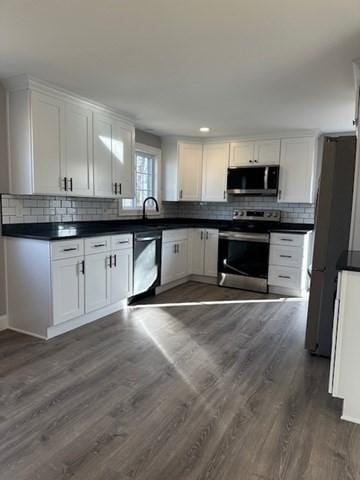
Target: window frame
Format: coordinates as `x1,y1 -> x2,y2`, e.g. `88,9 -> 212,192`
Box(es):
118,142 -> 162,217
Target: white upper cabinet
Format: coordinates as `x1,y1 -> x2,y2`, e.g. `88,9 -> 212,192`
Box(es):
254,139 -> 280,165
5,75 -> 135,197
202,143 -> 229,202
65,102 -> 94,196
230,140 -> 280,166
31,91 -> 65,194
229,141 -> 254,167
112,121 -> 134,198
178,143 -> 203,201
93,113 -> 114,197
278,137 -> 316,204
94,113 -> 134,198
162,140 -> 228,202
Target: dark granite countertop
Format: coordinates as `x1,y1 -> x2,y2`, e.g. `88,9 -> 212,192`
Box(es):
1,218 -> 314,241
337,250 -> 360,272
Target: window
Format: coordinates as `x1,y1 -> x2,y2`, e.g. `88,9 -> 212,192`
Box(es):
120,144 -> 161,214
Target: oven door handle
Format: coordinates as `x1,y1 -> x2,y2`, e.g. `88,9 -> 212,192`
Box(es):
223,259 -> 250,276
219,232 -> 270,243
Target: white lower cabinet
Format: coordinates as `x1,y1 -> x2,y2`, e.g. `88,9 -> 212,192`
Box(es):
189,229 -> 219,277
52,256 -> 85,325
6,235 -> 133,339
161,230 -> 189,285
85,252 -> 112,313
111,248 -> 133,302
268,232 -> 311,296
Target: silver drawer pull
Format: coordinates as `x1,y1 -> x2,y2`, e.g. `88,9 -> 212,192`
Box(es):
281,238 -> 294,242
280,255 -> 292,258
63,247 -> 77,252
278,275 -> 291,279
117,240 -> 129,244
93,243 -> 106,248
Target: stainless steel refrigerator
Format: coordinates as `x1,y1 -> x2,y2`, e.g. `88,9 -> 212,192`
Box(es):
305,135 -> 357,357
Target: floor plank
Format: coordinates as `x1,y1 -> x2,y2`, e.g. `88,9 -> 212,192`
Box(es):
0,281 -> 359,480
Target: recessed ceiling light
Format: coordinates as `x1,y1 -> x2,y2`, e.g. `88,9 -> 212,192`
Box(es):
199,127 -> 211,133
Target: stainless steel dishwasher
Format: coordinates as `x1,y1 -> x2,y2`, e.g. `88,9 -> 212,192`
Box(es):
131,230 -> 162,301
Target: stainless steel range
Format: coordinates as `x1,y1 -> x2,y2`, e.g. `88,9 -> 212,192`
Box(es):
218,209 -> 281,293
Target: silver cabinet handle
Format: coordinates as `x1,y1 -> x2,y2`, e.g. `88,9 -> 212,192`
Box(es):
280,254 -> 292,258
223,190 -> 226,199
63,247 -> 77,252
278,275 -> 291,279
118,183 -> 122,195
93,243 -> 106,248
179,189 -> 183,199
80,260 -> 85,275
200,231 -> 204,240
278,189 -> 282,200
249,160 -> 253,163
280,238 -> 293,242
63,177 -> 68,191
173,244 -> 177,254
69,177 -> 73,191
108,255 -> 112,268
114,183 -> 118,194
206,231 -> 209,240
116,240 -> 129,245
113,254 -> 117,267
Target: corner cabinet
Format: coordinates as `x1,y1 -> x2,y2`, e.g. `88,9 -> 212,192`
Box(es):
5,75 -> 134,197
162,139 -> 229,202
278,137 -> 317,204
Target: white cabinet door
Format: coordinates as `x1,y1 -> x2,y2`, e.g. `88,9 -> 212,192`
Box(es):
111,248 -> 133,303
229,141 -> 255,166
31,91 -> 65,194
189,229 -> 205,275
204,229 -> 219,277
278,137 -> 316,203
202,144 -> 229,202
52,257 -> 84,325
173,239 -> 188,280
93,113 -> 115,197
254,140 -> 280,165
161,242 -> 177,285
112,122 -> 134,198
65,103 -> 94,196
85,252 -> 111,312
178,143 -> 203,201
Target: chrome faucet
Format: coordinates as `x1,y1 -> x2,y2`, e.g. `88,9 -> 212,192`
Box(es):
142,196 -> 159,220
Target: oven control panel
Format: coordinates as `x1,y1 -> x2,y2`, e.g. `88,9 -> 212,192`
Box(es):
233,209 -> 281,222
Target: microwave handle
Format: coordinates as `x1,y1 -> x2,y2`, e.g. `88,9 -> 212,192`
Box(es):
264,166 -> 269,191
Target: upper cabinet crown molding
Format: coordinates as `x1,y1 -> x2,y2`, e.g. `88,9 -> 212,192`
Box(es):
3,74 -> 134,126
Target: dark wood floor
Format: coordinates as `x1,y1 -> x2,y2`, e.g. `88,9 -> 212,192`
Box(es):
1,281 -> 360,479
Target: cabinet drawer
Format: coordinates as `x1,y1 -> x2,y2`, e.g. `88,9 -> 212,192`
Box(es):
162,229 -> 188,243
271,232 -> 305,248
84,236 -> 111,255
51,239 -> 84,260
269,244 -> 303,268
268,265 -> 302,289
111,234 -> 133,250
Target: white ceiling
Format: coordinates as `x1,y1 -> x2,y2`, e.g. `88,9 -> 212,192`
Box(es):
1,0 -> 360,137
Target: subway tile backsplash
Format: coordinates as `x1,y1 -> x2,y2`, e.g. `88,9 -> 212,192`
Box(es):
162,197 -> 315,224
1,194 -> 314,225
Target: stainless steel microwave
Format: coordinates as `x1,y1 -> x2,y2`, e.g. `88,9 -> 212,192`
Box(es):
227,165 -> 279,196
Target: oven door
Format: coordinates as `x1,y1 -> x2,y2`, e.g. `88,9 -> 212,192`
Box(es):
218,232 -> 270,292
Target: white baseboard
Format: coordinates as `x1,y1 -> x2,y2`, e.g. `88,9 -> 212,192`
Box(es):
8,326 -> 46,340
341,414 -> 360,425
0,314 -> 8,331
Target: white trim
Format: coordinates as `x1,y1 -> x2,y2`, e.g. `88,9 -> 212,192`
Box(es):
0,315 -> 8,331
341,414 -> 360,425
47,299 -> 127,339
118,143 -> 162,217
8,326 -> 46,339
